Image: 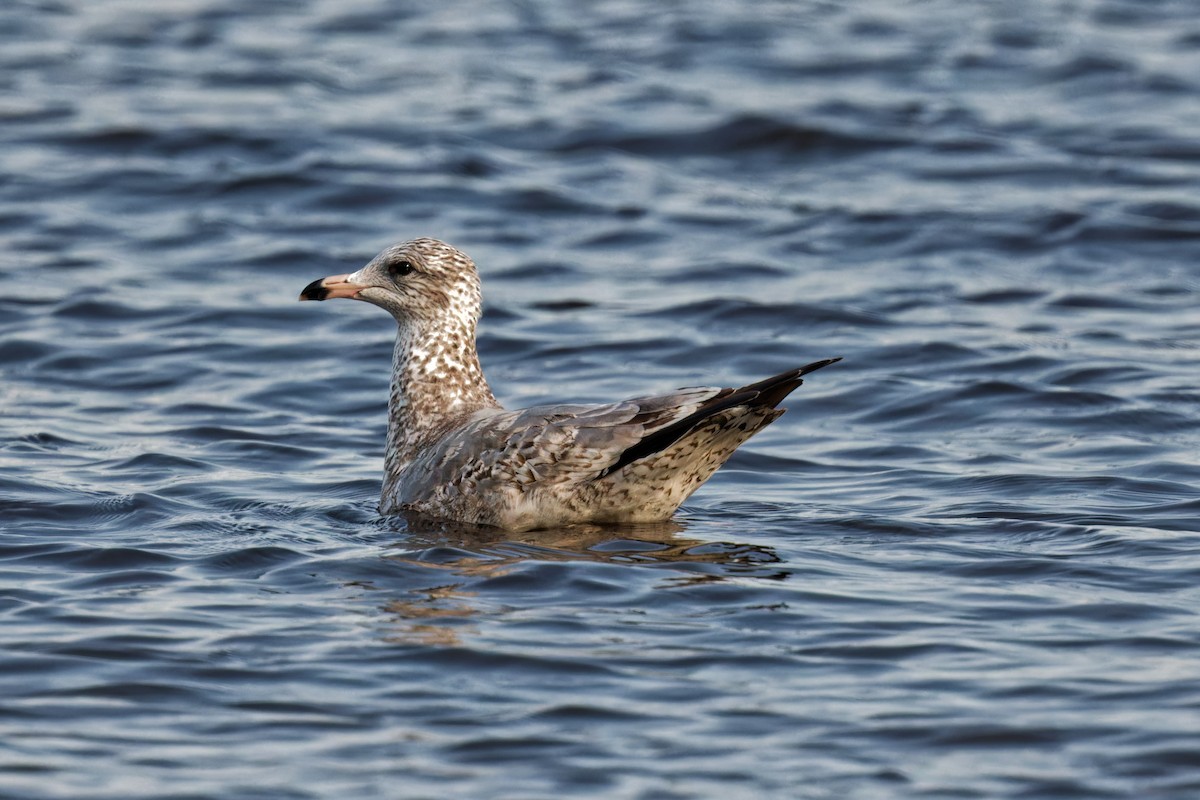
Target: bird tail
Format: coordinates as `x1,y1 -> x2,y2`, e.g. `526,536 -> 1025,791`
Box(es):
595,357 -> 841,479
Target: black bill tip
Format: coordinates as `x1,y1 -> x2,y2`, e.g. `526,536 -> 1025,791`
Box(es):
299,279 -> 329,301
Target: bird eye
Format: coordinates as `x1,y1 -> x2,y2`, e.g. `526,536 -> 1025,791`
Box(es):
389,260 -> 414,279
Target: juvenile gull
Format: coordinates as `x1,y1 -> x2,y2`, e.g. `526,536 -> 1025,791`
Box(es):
300,238 -> 839,531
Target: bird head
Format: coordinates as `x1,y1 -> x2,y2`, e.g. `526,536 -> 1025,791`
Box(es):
300,238 -> 483,327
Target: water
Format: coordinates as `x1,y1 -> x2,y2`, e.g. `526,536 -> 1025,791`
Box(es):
3,1 -> 1200,797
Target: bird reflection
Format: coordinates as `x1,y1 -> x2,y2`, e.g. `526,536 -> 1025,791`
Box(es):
378,583 -> 477,647
366,512 -> 788,646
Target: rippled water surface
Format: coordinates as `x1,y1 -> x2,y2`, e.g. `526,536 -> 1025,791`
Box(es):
4,1 -> 1200,798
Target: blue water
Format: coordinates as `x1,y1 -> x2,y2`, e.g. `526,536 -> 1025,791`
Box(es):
3,1 -> 1200,798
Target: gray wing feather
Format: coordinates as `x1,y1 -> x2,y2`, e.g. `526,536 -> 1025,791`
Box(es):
401,387 -> 724,493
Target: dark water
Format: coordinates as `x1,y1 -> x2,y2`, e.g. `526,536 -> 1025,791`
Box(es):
3,1 -> 1200,797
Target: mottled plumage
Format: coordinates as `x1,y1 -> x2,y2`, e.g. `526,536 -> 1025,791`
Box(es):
300,238 -> 839,531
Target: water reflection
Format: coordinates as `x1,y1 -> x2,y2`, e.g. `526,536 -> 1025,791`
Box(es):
385,513 -> 786,574
368,515 -> 789,645
378,584 -> 478,647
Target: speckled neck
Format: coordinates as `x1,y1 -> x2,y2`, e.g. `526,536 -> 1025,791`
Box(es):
383,314 -> 500,480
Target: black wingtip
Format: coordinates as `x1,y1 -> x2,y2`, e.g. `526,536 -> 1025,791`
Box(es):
595,357 -> 842,480
736,356 -> 842,399
755,356 -> 842,408
799,356 -> 842,376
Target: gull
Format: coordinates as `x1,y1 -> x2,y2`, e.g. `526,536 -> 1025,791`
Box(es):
301,238 -> 839,531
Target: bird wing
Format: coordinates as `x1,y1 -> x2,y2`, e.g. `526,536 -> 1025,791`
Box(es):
400,386 -> 725,495
597,357 -> 840,477
402,357 -> 839,494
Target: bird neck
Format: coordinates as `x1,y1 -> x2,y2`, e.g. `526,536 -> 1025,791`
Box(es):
384,315 -> 500,475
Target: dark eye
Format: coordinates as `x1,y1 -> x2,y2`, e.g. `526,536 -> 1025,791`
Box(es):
388,260 -> 414,279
